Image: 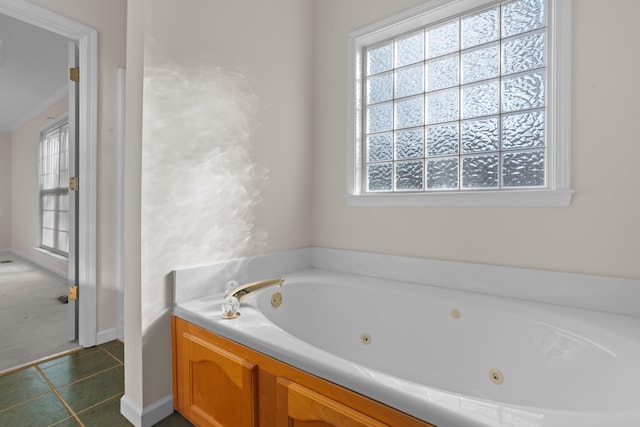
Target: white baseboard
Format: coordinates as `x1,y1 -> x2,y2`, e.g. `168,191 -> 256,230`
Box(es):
120,393 -> 174,427
96,328 -> 117,345
9,249 -> 67,279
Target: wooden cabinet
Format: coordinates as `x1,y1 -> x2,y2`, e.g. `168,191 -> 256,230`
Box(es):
276,377 -> 388,427
173,323 -> 257,426
172,317 -> 435,427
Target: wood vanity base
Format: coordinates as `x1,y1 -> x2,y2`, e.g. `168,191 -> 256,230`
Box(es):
172,317 -> 435,427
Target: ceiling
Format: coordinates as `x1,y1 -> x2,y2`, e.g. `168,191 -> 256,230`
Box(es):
0,12 -> 70,132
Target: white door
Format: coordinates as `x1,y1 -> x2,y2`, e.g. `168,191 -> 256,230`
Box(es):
67,41 -> 79,341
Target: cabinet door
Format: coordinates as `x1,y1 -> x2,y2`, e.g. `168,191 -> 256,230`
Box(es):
276,377 -> 389,427
176,328 -> 257,427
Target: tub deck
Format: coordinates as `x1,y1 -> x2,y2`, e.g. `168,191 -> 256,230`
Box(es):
174,268 -> 640,427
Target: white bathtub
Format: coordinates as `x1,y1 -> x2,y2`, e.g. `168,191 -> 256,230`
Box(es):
174,268 -> 640,427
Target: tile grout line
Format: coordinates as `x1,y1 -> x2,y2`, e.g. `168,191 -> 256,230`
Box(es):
0,389 -> 52,414
48,415 -> 80,427
99,345 -> 124,365
0,347 -> 84,377
0,342 -> 125,425
34,365 -> 85,427
72,392 -> 128,424
25,349 -> 102,375
52,363 -> 123,390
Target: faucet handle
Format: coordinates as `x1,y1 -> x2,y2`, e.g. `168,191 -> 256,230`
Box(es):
224,280 -> 239,297
221,277 -> 284,320
221,295 -> 240,319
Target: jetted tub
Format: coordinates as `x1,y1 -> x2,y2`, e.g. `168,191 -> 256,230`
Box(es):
173,268 -> 640,427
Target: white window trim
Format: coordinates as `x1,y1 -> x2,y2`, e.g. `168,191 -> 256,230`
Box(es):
346,0 -> 573,207
39,115 -> 70,257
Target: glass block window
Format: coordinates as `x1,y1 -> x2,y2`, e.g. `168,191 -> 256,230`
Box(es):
39,119 -> 69,257
363,0 -> 546,193
348,0 -> 572,206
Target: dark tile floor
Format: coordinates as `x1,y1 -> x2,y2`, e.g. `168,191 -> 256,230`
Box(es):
0,340 -> 192,426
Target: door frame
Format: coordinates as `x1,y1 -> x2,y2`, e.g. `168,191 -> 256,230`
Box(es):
0,0 -> 98,347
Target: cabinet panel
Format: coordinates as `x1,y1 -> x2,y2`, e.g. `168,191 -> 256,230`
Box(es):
173,317 -> 435,427
276,377 -> 389,427
175,321 -> 257,427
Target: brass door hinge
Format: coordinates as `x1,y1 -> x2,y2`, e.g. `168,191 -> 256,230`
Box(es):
69,67 -> 79,83
69,176 -> 78,191
69,285 -> 78,301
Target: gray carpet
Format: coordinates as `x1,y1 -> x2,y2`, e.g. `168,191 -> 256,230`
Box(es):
0,253 -> 78,373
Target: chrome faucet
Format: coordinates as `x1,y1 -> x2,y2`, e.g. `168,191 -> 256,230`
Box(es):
230,277 -> 284,301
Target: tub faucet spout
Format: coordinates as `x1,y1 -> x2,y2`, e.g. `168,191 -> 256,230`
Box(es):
231,277 -> 284,301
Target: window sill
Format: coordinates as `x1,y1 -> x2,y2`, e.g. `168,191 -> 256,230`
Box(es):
35,247 -> 69,262
345,189 -> 574,207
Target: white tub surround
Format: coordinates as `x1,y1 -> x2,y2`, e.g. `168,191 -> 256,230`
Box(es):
310,248 -> 640,317
173,248 -> 640,427
172,247 -> 311,304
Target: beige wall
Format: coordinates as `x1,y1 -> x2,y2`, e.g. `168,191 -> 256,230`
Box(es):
124,0 -> 640,416
312,0 -> 640,279
144,0 -> 314,257
27,0 -> 128,333
0,132 -> 10,249
118,0 -> 640,418
125,0 -> 314,409
10,97 -> 68,274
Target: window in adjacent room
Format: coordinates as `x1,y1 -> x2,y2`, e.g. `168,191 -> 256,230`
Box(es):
347,0 -> 573,206
39,118 -> 69,257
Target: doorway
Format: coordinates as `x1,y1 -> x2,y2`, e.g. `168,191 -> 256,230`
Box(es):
0,0 -> 98,349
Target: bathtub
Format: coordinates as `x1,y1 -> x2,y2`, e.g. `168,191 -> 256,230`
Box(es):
173,268 -> 640,427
